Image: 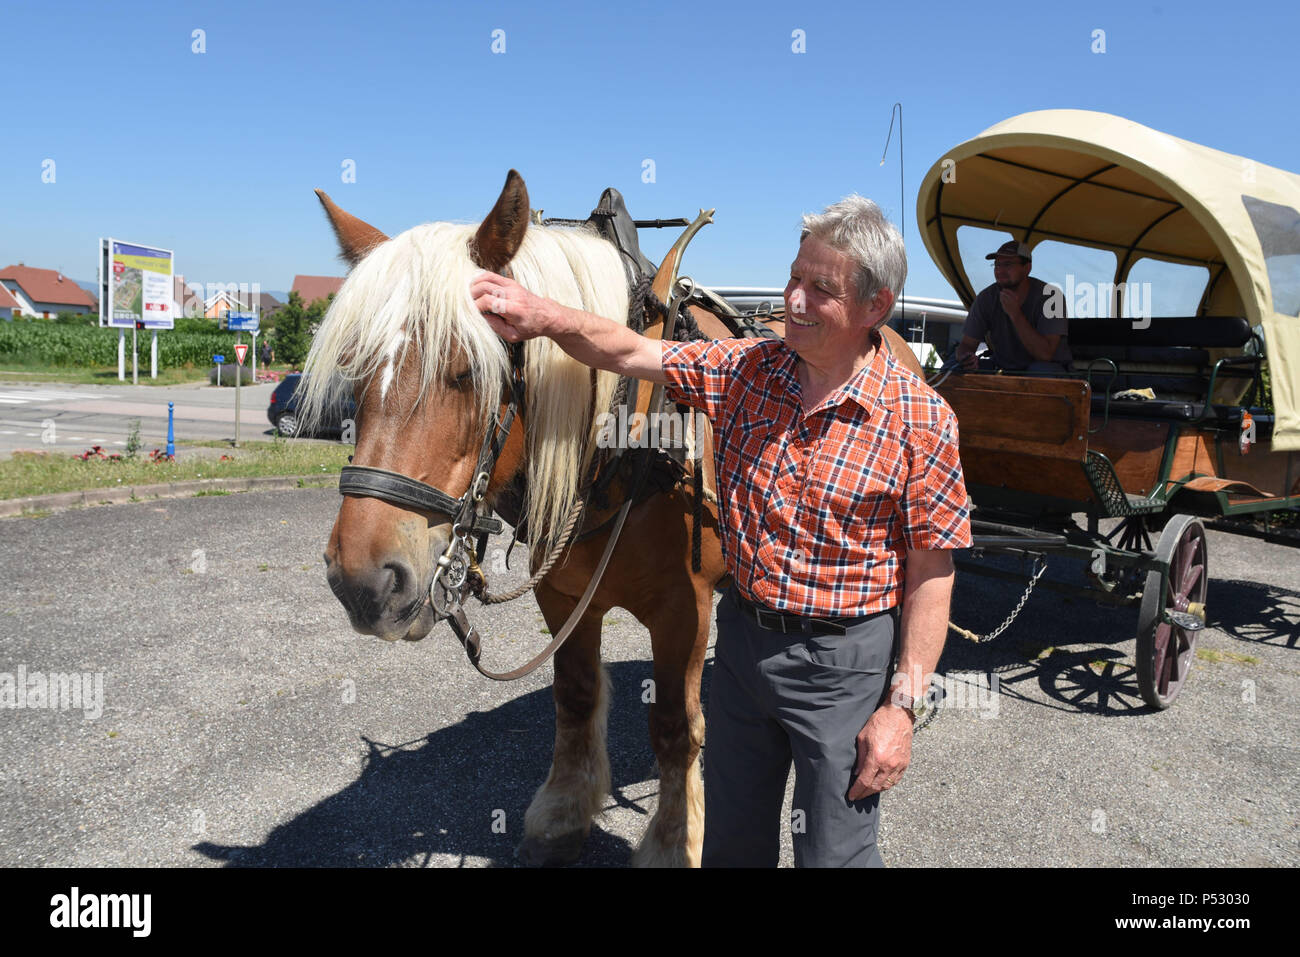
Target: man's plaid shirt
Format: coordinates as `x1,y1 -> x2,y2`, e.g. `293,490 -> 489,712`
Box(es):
661,335 -> 972,617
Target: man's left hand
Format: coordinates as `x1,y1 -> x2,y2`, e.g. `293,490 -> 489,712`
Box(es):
848,704 -> 913,800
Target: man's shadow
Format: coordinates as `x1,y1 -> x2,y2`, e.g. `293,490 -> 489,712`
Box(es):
193,658 -> 709,867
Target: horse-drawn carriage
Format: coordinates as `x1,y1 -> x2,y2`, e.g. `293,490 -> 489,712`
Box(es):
913,110 -> 1300,709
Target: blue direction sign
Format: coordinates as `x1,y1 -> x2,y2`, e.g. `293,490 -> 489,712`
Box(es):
214,355 -> 226,364
226,312 -> 260,332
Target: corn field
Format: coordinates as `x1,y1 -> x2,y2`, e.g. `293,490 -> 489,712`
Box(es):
0,324 -> 235,368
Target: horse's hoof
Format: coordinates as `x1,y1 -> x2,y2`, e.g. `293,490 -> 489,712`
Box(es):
515,830 -> 587,867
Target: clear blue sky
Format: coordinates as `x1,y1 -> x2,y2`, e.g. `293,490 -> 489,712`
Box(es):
4,0 -> 1297,301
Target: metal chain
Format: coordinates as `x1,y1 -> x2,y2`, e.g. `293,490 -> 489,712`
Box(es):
947,554 -> 1048,644
912,704 -> 939,734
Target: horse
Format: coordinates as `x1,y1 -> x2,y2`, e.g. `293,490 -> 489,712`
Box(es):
300,171 -> 924,867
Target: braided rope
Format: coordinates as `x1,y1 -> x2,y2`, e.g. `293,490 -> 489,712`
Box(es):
479,498 -> 586,603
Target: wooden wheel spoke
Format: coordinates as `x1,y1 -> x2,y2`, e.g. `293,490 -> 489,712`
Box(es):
1179,561 -> 1204,600
1168,630 -> 1187,686
1153,623 -> 1172,694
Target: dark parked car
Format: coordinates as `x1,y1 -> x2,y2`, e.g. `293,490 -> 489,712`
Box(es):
267,373 -> 356,438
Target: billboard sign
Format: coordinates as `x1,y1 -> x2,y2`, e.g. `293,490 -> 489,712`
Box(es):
100,238 -> 174,330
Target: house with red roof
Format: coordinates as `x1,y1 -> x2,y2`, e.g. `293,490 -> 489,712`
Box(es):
291,274 -> 344,307
0,284 -> 22,320
0,264 -> 97,318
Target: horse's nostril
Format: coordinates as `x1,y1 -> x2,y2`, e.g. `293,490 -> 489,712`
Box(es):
384,561 -> 409,597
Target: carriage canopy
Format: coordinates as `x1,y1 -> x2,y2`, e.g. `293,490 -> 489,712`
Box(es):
916,109 -> 1300,450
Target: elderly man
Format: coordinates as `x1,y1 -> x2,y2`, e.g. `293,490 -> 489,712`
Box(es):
956,240 -> 1071,373
471,195 -> 971,867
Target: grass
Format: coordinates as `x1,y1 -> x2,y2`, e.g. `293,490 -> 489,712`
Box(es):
1196,648 -> 1259,665
0,437 -> 352,501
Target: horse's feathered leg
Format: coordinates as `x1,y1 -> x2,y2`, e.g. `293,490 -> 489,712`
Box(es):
631,580 -> 711,867
517,583 -> 610,867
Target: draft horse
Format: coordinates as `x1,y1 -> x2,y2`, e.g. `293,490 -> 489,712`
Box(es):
303,172 -> 728,867
302,172 -> 924,867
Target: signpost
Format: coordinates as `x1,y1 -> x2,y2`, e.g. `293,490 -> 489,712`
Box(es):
227,311 -> 260,379
233,343 -> 248,448
226,312 -> 258,448
99,238 -> 174,381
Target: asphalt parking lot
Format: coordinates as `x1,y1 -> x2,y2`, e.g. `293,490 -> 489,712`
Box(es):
0,487 -> 1296,867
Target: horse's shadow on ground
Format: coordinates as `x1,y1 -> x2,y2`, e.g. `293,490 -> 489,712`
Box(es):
193,658 -> 704,868
193,574 -> 1299,865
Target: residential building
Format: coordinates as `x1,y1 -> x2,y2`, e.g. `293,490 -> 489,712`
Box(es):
0,264 -> 97,318
291,274 -> 344,307
0,284 -> 20,320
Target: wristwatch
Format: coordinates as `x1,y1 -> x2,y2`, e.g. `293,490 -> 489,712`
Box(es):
890,691 -> 929,722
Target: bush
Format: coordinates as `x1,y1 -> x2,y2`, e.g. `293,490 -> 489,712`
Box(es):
208,363 -> 258,386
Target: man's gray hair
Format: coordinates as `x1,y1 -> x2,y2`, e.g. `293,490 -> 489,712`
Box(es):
799,195 -> 908,304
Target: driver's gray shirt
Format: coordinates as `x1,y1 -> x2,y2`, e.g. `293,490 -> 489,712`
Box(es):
962,278 -> 1071,370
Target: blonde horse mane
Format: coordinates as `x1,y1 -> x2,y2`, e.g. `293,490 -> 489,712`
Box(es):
299,220 -> 630,552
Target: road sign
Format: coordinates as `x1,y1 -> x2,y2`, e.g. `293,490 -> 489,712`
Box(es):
234,344 -> 249,366
226,312 -> 260,332
213,355 -> 225,364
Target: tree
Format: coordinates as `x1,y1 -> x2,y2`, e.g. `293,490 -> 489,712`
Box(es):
273,291 -> 307,367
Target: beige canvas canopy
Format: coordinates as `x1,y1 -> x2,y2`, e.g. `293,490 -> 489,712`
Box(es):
917,109 -> 1300,450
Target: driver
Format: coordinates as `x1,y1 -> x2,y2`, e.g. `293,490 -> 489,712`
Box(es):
955,241 -> 1071,373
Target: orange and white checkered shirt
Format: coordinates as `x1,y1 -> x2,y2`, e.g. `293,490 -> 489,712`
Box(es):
661,335 -> 971,617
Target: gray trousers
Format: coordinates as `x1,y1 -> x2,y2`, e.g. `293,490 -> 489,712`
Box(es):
702,590 -> 898,867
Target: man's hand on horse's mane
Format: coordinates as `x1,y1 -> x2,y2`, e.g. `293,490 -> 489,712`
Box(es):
471,271 -> 551,342
472,270 -> 667,383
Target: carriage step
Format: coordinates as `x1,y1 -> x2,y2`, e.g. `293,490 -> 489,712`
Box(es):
1163,609 -> 1205,631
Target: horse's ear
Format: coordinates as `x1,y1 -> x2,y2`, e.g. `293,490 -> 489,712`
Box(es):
315,189 -> 389,268
470,169 -> 529,273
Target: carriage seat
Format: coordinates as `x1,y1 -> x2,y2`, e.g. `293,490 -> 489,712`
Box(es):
1068,316 -> 1259,419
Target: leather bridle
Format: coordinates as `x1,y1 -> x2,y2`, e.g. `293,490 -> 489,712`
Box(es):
337,340 -> 526,627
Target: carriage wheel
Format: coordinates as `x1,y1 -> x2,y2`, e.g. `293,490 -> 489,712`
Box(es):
1135,514 -> 1208,710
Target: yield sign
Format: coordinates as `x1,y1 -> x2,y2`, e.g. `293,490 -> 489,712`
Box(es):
234,343 -> 249,366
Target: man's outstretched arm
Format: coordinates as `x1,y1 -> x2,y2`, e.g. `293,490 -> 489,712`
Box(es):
471,271 -> 667,384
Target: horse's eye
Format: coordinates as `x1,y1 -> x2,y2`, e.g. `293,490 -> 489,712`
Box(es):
451,370 -> 473,390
